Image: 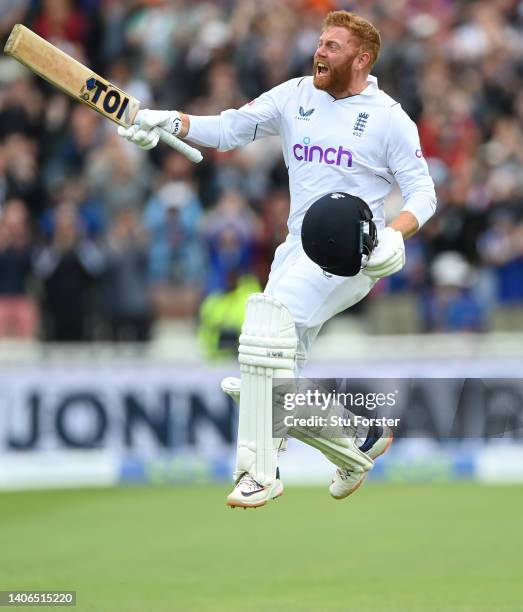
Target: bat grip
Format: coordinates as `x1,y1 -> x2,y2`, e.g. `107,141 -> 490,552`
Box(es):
157,128 -> 203,163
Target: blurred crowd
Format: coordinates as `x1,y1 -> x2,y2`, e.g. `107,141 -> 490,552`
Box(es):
0,0 -> 523,347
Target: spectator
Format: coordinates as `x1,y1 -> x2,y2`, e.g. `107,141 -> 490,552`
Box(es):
34,200 -> 105,341
40,175 -> 105,240
48,105 -> 105,179
198,273 -> 262,360
202,190 -> 261,293
423,251 -> 486,332
0,199 -> 37,337
1,133 -> 43,217
0,76 -> 44,140
478,208 -> 523,304
100,207 -> 153,342
86,132 -> 153,218
33,0 -> 90,62
143,180 -> 206,317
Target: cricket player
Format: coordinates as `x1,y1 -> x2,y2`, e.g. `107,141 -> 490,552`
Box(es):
119,11 -> 436,507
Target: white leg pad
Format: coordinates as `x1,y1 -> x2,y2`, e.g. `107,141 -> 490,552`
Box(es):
235,294 -> 297,486
222,376 -> 288,456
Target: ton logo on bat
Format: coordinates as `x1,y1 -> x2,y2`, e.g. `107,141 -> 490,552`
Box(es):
80,77 -> 130,122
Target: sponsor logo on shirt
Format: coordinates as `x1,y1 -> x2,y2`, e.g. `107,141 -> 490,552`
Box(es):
292,137 -> 353,167
296,106 -> 315,121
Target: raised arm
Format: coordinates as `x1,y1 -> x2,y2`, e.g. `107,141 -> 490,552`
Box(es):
118,80 -> 292,153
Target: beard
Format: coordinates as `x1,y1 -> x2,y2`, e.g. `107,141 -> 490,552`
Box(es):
312,58 -> 355,97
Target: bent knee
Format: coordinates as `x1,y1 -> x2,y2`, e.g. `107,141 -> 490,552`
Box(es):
265,285 -> 311,328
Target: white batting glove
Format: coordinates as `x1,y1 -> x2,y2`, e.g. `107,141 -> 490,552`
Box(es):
117,123 -> 160,150
117,109 -> 182,150
136,109 -> 183,135
362,227 -> 405,280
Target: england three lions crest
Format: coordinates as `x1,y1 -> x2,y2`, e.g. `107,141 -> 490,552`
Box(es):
353,112 -> 370,137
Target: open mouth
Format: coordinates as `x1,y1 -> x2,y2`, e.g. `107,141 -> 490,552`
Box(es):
316,62 -> 329,76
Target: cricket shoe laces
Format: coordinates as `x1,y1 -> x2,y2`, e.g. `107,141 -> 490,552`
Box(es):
226,470 -> 284,509
238,473 -> 264,492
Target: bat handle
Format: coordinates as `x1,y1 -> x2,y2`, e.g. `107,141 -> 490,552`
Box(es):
157,128 -> 203,163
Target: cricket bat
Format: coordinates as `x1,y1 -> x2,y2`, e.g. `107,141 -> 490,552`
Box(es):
4,24 -> 202,163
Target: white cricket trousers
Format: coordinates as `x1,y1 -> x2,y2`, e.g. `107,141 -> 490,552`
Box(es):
264,234 -> 375,372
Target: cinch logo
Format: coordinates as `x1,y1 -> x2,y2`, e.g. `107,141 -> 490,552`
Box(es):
80,77 -> 130,121
292,138 -> 353,167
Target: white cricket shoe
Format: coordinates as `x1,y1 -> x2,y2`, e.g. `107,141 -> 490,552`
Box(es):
329,425 -> 394,500
226,470 -> 283,509
329,468 -> 367,499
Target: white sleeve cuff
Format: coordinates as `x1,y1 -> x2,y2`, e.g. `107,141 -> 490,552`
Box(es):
402,194 -> 437,228
186,115 -> 221,148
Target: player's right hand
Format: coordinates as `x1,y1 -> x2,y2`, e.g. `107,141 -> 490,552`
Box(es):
135,109 -> 183,135
117,123 -> 160,150
117,109 -> 183,150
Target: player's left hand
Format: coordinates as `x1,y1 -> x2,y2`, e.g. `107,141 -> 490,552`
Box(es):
362,226 -> 405,280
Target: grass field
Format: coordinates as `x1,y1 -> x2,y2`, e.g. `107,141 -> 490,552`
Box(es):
1,483 -> 522,612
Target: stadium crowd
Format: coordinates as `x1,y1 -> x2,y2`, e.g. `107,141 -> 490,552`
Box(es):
0,0 -> 523,347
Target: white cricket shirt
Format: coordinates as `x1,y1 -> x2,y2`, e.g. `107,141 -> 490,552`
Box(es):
187,75 -> 436,235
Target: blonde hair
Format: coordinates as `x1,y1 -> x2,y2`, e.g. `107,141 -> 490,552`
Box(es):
323,10 -> 381,69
